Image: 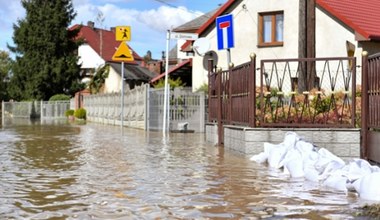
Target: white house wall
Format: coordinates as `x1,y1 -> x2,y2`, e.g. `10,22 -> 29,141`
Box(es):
104,67 -> 130,93
192,0 -> 380,92
78,44 -> 105,69
192,0 -> 300,91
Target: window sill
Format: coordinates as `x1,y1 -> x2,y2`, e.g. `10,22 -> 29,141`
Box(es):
258,42 -> 283,48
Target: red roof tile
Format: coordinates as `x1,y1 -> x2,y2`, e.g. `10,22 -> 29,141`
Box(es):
71,24 -> 142,64
317,0 -> 380,40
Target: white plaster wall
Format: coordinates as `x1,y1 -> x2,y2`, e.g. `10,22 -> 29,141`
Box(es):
315,7 -> 366,89
78,44 -> 105,69
104,67 -> 127,93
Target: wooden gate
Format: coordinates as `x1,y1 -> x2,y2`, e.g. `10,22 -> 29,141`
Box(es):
362,52 -> 380,164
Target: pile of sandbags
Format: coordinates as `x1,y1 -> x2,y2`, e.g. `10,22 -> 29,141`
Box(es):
250,132 -> 380,201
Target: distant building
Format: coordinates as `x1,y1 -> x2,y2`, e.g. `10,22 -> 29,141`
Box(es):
70,21 -> 156,93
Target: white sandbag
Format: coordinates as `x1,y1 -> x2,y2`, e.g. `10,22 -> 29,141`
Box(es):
266,143 -> 287,169
315,148 -> 345,173
282,149 -> 304,178
250,152 -> 268,163
319,160 -> 346,181
345,159 -> 373,182
358,172 -> 380,201
322,170 -> 348,192
283,132 -> 300,149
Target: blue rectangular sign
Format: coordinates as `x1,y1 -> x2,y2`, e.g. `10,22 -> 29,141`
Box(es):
216,14 -> 234,50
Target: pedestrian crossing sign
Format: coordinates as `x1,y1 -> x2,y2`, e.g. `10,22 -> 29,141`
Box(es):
115,26 -> 131,41
112,41 -> 134,61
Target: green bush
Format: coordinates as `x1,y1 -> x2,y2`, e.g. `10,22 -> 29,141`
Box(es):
74,108 -> 86,119
49,94 -> 71,101
65,109 -> 75,117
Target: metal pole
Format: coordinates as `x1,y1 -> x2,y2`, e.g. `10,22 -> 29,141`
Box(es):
121,61 -> 125,127
227,48 -> 231,66
163,30 -> 170,136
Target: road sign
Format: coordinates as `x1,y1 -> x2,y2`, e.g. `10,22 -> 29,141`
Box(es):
116,26 -> 131,41
216,14 -> 234,50
112,41 -> 134,61
170,32 -> 198,40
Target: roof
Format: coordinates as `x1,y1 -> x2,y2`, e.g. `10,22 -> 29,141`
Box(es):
192,0 -> 380,41
71,24 -> 142,64
109,62 -> 155,81
149,59 -> 192,83
172,8 -> 220,33
316,0 -> 380,40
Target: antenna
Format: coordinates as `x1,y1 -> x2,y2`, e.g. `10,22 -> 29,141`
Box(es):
193,37 -> 210,56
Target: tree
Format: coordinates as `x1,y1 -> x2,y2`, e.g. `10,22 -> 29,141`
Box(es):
8,0 -> 84,101
0,50 -> 13,101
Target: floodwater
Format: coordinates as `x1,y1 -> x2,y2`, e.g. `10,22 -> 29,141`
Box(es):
0,120 -> 370,219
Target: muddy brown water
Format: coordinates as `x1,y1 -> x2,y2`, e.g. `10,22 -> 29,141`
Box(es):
0,121 -> 370,219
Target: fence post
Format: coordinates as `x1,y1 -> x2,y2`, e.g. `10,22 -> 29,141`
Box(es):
361,51 -> 369,159
217,67 -> 223,145
200,91 -> 205,133
249,53 -> 257,127
208,59 -> 214,123
145,84 -> 149,131
228,63 -> 234,125
1,101 -> 4,127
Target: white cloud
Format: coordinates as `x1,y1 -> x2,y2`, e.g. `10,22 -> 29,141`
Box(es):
137,6 -> 200,32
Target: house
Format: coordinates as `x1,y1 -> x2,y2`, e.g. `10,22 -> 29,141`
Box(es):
178,0 -> 380,91
71,21 -> 156,93
149,8 -> 220,88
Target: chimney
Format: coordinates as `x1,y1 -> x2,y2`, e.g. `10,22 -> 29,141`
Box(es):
110,27 -> 116,32
87,21 -> 95,29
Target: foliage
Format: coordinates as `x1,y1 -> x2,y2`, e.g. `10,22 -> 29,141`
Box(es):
89,64 -> 110,94
64,109 -> 74,117
0,50 -> 13,101
49,94 -> 71,101
195,83 -> 208,93
256,87 -> 362,127
153,77 -> 186,89
7,0 -> 84,101
356,204 -> 380,218
74,108 -> 86,119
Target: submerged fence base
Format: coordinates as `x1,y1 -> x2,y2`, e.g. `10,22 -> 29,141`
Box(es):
206,123 -> 361,161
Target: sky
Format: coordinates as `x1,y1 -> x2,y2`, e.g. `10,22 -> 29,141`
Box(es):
0,0 -> 225,59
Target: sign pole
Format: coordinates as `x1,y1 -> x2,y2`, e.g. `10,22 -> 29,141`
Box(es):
121,61 -> 125,127
163,30 -> 170,136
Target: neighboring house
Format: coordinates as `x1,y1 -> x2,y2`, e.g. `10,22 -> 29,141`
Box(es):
179,0 -> 380,91
149,8 -> 220,88
71,21 -> 155,93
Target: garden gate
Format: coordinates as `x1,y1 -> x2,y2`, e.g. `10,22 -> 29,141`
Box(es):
362,52 -> 380,164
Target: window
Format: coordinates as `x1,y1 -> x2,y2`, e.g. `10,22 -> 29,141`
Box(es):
258,11 -> 284,47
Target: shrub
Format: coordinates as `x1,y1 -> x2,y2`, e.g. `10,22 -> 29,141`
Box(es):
74,108 -> 86,119
65,109 -> 75,117
49,94 -> 71,101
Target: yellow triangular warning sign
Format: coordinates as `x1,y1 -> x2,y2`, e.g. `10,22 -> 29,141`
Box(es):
112,41 -> 134,61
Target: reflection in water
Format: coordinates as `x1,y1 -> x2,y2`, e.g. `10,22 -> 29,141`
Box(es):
0,122 -> 365,219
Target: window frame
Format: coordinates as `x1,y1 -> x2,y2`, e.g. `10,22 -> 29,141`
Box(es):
258,11 -> 284,47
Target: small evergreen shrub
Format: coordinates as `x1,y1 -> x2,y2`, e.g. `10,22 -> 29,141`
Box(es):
49,94 -> 71,101
74,108 -> 86,119
65,109 -> 75,117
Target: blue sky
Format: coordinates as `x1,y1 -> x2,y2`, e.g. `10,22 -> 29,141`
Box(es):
0,0 -> 225,59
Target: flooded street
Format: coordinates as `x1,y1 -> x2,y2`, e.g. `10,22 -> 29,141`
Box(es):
0,121 -> 368,219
